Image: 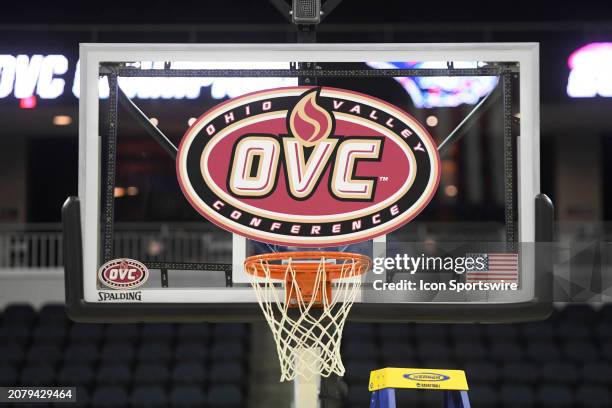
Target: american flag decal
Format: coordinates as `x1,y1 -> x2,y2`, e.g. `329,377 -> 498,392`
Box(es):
466,253 -> 519,284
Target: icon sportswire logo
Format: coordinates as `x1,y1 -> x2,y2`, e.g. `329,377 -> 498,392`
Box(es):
404,373 -> 451,382
177,86 -> 440,246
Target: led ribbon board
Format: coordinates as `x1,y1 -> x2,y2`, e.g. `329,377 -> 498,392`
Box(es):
567,43 -> 612,98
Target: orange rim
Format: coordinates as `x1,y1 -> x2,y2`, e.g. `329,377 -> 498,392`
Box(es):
244,251 -> 371,281
245,251 -> 371,307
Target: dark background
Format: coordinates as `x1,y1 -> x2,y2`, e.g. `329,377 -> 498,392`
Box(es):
0,4 -> 611,407
0,0 -> 610,241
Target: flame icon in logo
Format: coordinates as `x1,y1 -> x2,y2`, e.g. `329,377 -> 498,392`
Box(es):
288,88 -> 334,147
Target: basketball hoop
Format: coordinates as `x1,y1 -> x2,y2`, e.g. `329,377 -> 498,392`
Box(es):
245,251 -> 371,381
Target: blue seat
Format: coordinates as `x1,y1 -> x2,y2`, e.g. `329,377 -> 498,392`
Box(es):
379,324 -> 412,340
57,364 -> 94,387
499,384 -> 535,407
70,387 -> 90,407
469,384 -> 498,407
595,321 -> 612,340
63,343 -> 99,365
69,324 -> 104,343
0,364 -> 17,386
502,362 -> 539,384
521,321 -> 555,340
563,340 -> 599,363
174,341 -> 208,361
414,325 -> 448,341
176,324 -> 209,341
348,384 -> 373,407
95,363 -> 131,386
20,364 -> 56,386
169,386 -> 206,408
343,323 -> 376,340
91,386 -> 128,407
556,321 -> 590,341
343,340 -> 378,362
525,341 -> 560,362
210,340 -> 245,361
453,341 -> 488,362
416,341 -> 452,361
420,359 -> 460,370
100,342 -> 135,362
32,324 -> 67,344
103,324 -> 139,342
208,385 -> 243,406
173,361 -> 207,385
484,324 -> 519,341
38,304 -> 68,323
576,385 -> 611,408
3,304 -> 36,323
539,362 -> 578,384
131,385 -> 167,407
0,343 -> 24,364
344,360 -> 381,384
464,362 -> 499,384
0,324 -> 30,344
344,361 -> 377,384
138,342 -> 172,362
537,384 -> 574,407
581,362 -> 612,385
488,342 -> 523,362
450,325 -> 483,341
212,323 -> 248,340
26,344 -> 62,365
134,363 -> 169,384
598,341 -> 612,361
379,340 -> 414,364
142,324 -> 175,341
209,362 -> 245,384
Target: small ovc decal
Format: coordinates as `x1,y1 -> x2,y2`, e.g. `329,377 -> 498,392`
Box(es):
98,258 -> 149,290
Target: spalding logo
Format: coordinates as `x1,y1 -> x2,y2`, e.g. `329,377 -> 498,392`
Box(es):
177,86 -> 440,246
98,258 -> 149,290
404,373 -> 450,382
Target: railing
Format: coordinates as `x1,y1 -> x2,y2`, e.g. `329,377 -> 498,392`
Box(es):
0,222 -> 610,269
0,223 -> 234,269
111,223 -> 233,265
0,224 -> 63,268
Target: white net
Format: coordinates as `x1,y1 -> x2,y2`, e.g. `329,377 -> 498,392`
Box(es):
246,253 -> 368,382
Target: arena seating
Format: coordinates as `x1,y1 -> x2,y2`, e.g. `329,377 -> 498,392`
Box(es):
0,304 -> 250,407
1,303 -> 609,407
342,304 -> 611,407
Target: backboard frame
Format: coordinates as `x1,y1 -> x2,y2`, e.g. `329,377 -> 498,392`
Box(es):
65,42 -> 552,322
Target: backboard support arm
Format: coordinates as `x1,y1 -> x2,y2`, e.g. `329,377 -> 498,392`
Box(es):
117,86 -> 178,159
